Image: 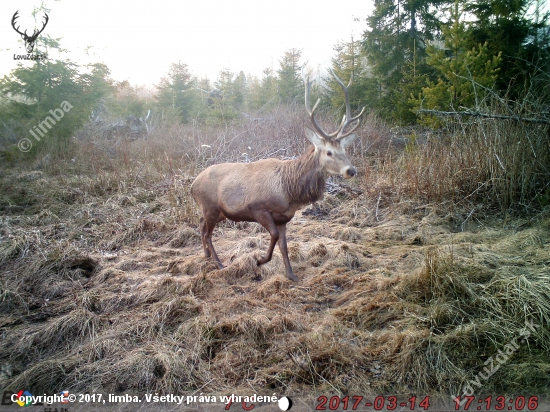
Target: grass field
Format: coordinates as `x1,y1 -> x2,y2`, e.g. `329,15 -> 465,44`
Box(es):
1,106 -> 549,407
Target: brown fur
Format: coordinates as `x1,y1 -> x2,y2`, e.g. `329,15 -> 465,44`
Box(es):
281,146 -> 327,206
190,129 -> 357,281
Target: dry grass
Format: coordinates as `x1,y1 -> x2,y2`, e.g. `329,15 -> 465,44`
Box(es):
1,105 -> 549,402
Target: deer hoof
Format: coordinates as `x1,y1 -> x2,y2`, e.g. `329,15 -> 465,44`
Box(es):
287,272 -> 299,282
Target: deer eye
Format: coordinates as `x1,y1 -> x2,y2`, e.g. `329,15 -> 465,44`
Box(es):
326,150 -> 333,157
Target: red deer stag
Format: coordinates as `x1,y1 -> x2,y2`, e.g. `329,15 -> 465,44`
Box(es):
190,70 -> 365,281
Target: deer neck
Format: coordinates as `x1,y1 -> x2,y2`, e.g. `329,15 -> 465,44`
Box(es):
283,145 -> 327,207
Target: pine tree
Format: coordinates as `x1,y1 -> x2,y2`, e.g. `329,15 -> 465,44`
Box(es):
111,80 -> 145,117
277,48 -> 304,104
249,68 -> 278,110
414,0 -> 502,125
156,62 -> 197,123
395,38 -> 430,124
466,0 -> 550,95
232,71 -> 248,111
206,69 -> 240,124
0,37 -> 113,155
362,0 -> 452,118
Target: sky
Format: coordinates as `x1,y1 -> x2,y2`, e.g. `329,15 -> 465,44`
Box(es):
0,0 -> 373,88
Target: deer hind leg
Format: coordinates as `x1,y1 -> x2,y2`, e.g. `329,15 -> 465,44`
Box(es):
276,224 -> 299,281
201,211 -> 225,269
199,217 -> 210,257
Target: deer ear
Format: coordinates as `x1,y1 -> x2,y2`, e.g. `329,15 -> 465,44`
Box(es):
304,127 -> 326,148
339,134 -> 357,149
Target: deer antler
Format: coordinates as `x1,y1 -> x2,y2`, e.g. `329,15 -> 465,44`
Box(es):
303,72 -> 333,140
304,69 -> 365,142
11,11 -> 27,37
329,68 -> 366,140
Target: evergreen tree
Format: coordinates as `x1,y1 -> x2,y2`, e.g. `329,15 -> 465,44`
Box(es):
249,68 -> 278,110
193,77 -> 211,121
277,48 -> 304,104
206,69 -> 239,124
156,62 -> 196,123
111,80 -> 147,117
395,38 -> 431,123
413,0 -> 502,125
0,41 -> 113,155
362,0 -> 451,118
465,0 -> 550,95
232,71 -> 248,111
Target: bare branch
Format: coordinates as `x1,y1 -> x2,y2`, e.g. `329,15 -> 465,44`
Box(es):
417,109 -> 550,125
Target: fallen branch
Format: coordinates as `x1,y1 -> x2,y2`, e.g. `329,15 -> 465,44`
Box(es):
417,109 -> 550,125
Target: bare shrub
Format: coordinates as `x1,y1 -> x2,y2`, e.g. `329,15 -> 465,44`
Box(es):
409,87 -> 550,210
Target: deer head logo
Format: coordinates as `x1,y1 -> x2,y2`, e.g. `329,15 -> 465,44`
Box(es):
11,11 -> 49,54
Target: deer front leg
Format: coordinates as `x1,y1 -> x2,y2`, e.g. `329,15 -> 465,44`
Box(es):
276,224 -> 299,281
205,229 -> 224,269
254,211 -> 279,266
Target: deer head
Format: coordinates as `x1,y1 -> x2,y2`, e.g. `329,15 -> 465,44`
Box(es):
304,69 -> 365,179
12,11 -> 49,54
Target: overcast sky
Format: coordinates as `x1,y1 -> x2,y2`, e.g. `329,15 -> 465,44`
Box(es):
0,0 -> 373,87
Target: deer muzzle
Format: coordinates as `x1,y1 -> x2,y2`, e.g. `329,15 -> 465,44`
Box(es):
343,166 -> 357,179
